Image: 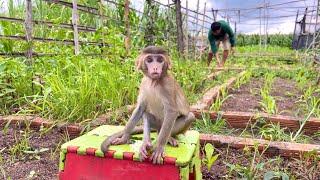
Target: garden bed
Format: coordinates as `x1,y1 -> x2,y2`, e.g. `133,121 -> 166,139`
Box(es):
2,126 -> 319,180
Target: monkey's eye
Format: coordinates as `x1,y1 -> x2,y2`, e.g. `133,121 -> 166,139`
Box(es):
146,58 -> 153,63
157,58 -> 164,63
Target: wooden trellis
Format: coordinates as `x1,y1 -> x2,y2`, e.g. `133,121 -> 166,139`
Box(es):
0,0 -> 212,58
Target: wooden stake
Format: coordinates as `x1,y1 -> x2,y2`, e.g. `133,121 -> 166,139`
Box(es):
124,0 -> 130,56
199,2 -> 206,60
174,0 -> 184,55
194,0 -> 200,60
185,0 -> 189,58
25,0 -> 33,62
72,0 -> 80,55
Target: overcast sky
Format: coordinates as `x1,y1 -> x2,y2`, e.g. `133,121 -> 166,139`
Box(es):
1,0 -> 318,34
145,0 -> 318,34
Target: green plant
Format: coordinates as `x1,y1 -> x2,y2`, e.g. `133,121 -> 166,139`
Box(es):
210,87 -> 232,112
23,148 -> 49,160
203,143 -> 219,170
226,143 -> 274,179
259,123 -> 289,141
234,70 -> 252,89
259,88 -> 277,114
290,108 -> 316,142
193,113 -> 230,134
9,131 -> 31,160
263,171 -> 289,180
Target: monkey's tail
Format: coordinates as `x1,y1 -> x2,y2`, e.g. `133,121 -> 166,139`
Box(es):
101,126 -> 144,153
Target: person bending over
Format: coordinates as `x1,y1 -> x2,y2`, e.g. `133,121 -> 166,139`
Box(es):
207,20 -> 236,67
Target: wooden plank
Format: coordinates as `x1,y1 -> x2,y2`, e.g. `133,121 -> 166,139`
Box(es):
191,110 -> 320,134
191,71 -> 246,110
200,134 -> 320,157
0,115 -> 53,129
2,112 -> 320,158
2,114 -> 319,158
206,70 -> 224,80
72,0 -> 80,55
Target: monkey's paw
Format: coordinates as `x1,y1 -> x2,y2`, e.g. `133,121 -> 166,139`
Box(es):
111,135 -> 130,145
139,141 -> 153,161
150,146 -> 165,164
168,137 -> 178,147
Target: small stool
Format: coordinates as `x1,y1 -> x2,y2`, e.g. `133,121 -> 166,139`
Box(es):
59,125 -> 202,180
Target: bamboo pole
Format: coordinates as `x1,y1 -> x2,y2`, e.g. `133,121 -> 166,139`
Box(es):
185,0 -> 189,58
174,0 -> 184,55
99,0 -> 106,49
199,2 -> 207,60
312,0 -> 319,49
25,0 -> 33,61
124,0 -> 130,56
72,0 -> 80,55
194,0 -> 200,60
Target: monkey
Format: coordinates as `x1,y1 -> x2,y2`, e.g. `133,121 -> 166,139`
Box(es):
101,46 -> 195,164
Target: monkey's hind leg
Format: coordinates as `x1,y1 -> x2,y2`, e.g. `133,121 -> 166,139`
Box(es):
167,112 -> 196,146
101,127 -> 144,153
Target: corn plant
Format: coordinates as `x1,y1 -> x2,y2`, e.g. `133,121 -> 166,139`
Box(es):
259,73 -> 277,114
226,143 -> 279,180
259,123 -> 289,141
203,143 -> 219,170
210,87 -> 232,112
259,88 -> 277,114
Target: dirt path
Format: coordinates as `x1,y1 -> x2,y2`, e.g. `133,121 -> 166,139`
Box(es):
221,77 -> 263,112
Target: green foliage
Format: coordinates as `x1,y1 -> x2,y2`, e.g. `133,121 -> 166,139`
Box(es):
259,72 -> 277,114
263,171 -> 289,180
226,143 -> 278,179
210,87 -> 232,112
203,143 -> 219,170
237,34 -> 293,47
259,123 -> 289,141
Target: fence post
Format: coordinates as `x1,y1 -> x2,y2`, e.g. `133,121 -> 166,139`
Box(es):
25,0 -> 33,62
193,0 -> 200,60
99,0 -> 106,50
199,2 -> 206,60
124,0 -> 130,56
185,0 -> 189,58
72,0 -> 80,55
174,0 -> 184,55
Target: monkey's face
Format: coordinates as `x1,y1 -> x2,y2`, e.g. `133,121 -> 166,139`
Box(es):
144,55 -> 166,80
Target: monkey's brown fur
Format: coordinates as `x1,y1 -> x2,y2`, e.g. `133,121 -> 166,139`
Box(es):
101,46 -> 195,164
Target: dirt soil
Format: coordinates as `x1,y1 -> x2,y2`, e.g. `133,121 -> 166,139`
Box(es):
201,147 -> 320,179
221,77 -> 307,118
270,77 -> 303,117
221,77 -> 263,112
1,127 -> 64,180
1,127 -> 319,180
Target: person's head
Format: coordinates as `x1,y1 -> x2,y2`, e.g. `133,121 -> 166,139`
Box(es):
211,22 -> 221,35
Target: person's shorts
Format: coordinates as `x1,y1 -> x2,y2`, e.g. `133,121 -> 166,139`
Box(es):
215,34 -> 231,51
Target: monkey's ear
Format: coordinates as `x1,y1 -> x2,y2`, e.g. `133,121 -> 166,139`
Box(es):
166,56 -> 172,70
135,54 -> 145,71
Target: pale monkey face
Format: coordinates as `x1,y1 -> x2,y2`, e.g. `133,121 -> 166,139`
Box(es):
144,54 -> 165,79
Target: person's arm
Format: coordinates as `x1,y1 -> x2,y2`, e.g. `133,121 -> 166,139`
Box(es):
225,24 -> 235,47
208,30 -> 218,54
